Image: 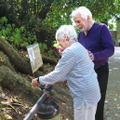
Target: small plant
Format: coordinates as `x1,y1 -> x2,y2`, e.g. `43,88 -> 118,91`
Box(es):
48,50 -> 53,58
39,43 -> 47,54
47,63 -> 50,67
0,17 -> 8,25
39,43 -> 55,59
0,17 -> 37,48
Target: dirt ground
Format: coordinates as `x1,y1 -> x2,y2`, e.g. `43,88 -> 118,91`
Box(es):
0,80 -> 74,120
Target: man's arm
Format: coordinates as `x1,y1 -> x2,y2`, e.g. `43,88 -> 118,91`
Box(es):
93,25 -> 114,62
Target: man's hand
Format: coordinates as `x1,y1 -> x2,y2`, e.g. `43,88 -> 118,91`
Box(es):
32,78 -> 40,88
56,47 -> 64,56
88,51 -> 94,61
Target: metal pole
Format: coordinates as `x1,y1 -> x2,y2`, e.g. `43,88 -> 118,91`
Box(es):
23,90 -> 49,120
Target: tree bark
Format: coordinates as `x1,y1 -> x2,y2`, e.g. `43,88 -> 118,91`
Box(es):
42,56 -> 57,65
0,37 -> 44,76
0,37 -> 32,74
0,65 -> 41,102
38,0 -> 54,20
0,51 -> 14,71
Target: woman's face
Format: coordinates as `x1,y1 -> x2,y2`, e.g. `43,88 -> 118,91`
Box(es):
58,34 -> 69,50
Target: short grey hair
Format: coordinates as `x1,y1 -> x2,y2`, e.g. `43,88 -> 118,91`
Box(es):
71,6 -> 93,22
55,25 -> 78,42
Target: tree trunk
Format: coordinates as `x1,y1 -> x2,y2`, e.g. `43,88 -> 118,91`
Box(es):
117,21 -> 120,42
0,51 -> 14,71
0,37 -> 44,76
0,37 -> 32,74
0,65 -> 41,102
42,56 -> 57,65
38,0 -> 54,20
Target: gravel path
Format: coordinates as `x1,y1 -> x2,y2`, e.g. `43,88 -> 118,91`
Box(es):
104,47 -> 120,120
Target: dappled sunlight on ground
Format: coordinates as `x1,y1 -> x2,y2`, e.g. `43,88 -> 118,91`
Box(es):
105,47 -> 120,120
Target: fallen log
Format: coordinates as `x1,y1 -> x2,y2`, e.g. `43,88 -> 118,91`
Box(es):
42,55 -> 57,65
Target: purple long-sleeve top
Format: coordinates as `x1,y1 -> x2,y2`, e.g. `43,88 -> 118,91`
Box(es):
78,22 -> 114,67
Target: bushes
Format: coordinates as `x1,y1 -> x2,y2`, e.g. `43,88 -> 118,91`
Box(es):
0,17 -> 37,48
0,17 -> 56,59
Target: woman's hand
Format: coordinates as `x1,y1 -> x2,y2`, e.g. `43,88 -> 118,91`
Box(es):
56,47 -> 64,56
32,78 -> 40,88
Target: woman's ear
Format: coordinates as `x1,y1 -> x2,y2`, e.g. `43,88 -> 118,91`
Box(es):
64,34 -> 69,41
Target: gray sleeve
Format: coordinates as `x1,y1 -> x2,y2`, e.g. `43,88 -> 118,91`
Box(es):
39,49 -> 75,85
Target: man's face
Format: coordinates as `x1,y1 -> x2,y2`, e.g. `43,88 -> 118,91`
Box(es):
74,14 -> 88,32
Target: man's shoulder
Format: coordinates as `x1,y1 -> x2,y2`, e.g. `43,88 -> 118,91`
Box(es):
94,22 -> 108,28
92,22 -> 109,33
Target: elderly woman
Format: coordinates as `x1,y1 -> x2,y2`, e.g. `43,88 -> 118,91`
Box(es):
32,25 -> 101,120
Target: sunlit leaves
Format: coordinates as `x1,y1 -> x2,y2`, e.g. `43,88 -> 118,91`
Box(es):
1,0 -> 120,44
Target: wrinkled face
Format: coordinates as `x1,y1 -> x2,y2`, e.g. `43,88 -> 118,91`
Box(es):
58,35 -> 68,50
74,13 -> 88,32
58,39 -> 65,49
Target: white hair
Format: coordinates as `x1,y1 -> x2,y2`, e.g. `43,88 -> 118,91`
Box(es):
71,6 -> 93,22
55,25 -> 78,42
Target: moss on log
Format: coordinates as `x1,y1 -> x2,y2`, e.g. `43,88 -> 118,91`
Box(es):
0,65 -> 42,102
0,51 -> 14,71
0,37 -> 32,74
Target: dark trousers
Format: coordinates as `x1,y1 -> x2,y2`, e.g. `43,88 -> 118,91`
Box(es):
95,63 -> 109,120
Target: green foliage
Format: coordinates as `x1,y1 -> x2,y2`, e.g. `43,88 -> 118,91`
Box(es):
48,50 -> 54,58
39,43 -> 55,58
0,17 -> 8,24
1,0 -> 118,47
74,26 -> 80,35
113,38 -> 118,46
0,17 -> 37,48
47,63 -> 51,67
53,40 -> 61,48
1,0 -> 120,58
39,43 -> 47,55
109,24 -> 114,31
0,16 -> 55,59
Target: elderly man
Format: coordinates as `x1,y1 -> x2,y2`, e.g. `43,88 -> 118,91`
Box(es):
32,25 -> 101,120
71,6 -> 114,120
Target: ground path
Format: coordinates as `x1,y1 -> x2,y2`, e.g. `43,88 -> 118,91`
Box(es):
105,47 -> 120,120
